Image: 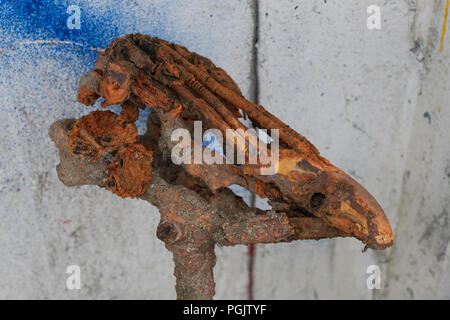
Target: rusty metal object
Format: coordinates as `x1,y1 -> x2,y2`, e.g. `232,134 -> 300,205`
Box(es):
67,110 -> 153,198
50,34 -> 393,299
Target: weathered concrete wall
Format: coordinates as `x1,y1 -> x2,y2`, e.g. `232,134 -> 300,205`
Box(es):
254,0 -> 449,299
0,0 -> 448,299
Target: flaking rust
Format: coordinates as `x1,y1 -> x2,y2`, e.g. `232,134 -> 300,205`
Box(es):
67,110 -> 152,198
50,34 -> 393,300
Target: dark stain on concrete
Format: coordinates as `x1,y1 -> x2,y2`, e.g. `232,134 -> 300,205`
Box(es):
423,112 -> 431,124
419,209 -> 449,261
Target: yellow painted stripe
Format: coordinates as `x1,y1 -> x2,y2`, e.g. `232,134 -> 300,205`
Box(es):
440,0 -> 450,53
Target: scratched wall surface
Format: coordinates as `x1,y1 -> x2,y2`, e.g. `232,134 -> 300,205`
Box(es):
0,0 -> 448,299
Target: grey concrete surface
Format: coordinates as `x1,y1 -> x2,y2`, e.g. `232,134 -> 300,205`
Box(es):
0,0 -> 448,299
253,0 -> 449,299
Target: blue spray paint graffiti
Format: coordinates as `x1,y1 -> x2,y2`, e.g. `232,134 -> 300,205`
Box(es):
0,0 -> 177,132
0,0 -> 172,49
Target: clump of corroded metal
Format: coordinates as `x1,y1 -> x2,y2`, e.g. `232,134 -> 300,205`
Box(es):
67,110 -> 137,159
51,33 -> 394,300
67,110 -> 153,198
105,143 -> 153,198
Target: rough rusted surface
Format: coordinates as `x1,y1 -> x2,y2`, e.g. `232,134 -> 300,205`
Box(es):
51,34 -> 394,299
106,143 -> 153,198
66,110 -> 152,198
67,110 -> 137,159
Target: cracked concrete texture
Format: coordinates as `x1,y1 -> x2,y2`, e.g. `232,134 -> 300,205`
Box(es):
0,0 -> 448,299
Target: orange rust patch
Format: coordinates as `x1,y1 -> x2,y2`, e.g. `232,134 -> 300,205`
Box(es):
106,144 -> 153,198
119,101 -> 140,123
67,110 -> 137,161
68,110 -> 153,198
99,63 -> 131,106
